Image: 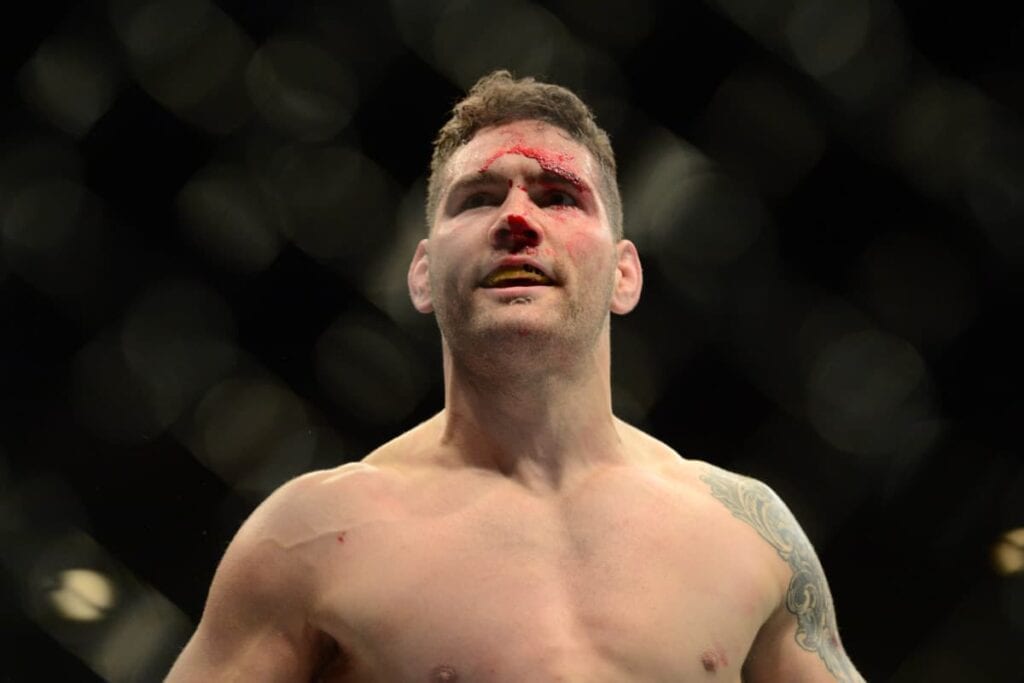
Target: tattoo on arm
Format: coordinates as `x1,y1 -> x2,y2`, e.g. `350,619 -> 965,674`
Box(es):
699,469 -> 859,682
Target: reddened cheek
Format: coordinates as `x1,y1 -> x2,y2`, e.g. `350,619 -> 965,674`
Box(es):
564,231 -> 605,265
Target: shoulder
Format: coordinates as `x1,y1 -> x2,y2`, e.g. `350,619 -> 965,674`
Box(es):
196,463 -> 393,629
618,420 -> 783,510
169,465 -> 390,679
239,462 -> 397,544
672,459 -> 806,569
622,425 -> 801,578
244,413 -> 447,541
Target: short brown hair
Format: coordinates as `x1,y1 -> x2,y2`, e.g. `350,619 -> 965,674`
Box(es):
427,70 -> 623,239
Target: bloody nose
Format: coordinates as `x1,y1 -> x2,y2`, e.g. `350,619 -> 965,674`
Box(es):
505,214 -> 540,248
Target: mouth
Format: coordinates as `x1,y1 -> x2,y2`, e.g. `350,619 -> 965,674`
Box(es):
480,264 -> 556,288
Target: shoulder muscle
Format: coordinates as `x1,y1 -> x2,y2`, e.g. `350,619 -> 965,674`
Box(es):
697,465 -> 863,682
167,462 -> 381,680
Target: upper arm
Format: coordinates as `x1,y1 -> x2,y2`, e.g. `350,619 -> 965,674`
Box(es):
698,466 -> 864,683
166,481 -> 325,682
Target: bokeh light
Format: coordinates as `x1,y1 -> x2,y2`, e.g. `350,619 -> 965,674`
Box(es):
1,177 -> 108,312
176,163 -> 285,273
245,35 -> 358,141
18,34 -> 122,138
992,528 -> 1024,577
314,315 -> 429,425
2,2 -> 1021,680
72,281 -> 238,444
188,375 -> 317,493
700,67 -> 827,197
49,568 -> 116,622
109,0 -> 253,133
805,328 -> 933,456
260,144 -> 394,271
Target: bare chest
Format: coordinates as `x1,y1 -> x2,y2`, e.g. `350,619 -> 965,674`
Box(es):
310,472 -> 777,681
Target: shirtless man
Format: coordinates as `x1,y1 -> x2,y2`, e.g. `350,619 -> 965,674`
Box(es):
167,71 -> 864,682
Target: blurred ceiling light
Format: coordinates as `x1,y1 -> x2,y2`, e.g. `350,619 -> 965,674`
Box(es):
709,0 -> 782,35
389,0 -> 450,54
624,129 -> 713,251
176,164 -> 284,273
714,0 -> 908,113
19,35 -> 121,138
263,145 -> 393,269
625,129 -> 763,273
1,178 -> 108,308
701,68 -> 827,197
784,0 -> 870,79
992,528 -> 1024,576
430,0 -> 571,89
119,281 -> 238,435
890,77 -> 992,199
93,591 -> 195,683
796,0 -> 909,111
246,36 -> 357,141
805,328 -> 934,456
551,0 -> 653,50
190,376 -> 316,488
72,331 -> 170,444
110,0 -> 210,62
19,530 -> 193,682
49,568 -> 116,622
964,122 -> 1024,266
315,316 -> 429,425
109,0 -> 253,133
663,173 -> 763,266
727,278 -> 812,413
857,232 -> 976,348
2,179 -> 93,255
0,139 -> 82,205
362,180 -> 434,329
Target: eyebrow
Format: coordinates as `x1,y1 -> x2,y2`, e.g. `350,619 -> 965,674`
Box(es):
445,169 -> 587,199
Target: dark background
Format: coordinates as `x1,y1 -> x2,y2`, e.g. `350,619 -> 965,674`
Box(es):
1,1 -> 1022,681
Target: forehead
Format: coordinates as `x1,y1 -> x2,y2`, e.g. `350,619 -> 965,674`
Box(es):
444,120 -> 600,187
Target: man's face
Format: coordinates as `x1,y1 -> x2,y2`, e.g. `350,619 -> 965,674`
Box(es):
409,120 -> 640,356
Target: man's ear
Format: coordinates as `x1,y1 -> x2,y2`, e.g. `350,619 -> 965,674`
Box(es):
408,238 -> 433,313
610,239 -> 643,315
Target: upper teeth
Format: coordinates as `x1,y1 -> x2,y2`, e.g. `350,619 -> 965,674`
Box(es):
484,265 -> 553,287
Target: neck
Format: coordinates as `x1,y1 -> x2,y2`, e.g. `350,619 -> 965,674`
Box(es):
436,325 -> 627,492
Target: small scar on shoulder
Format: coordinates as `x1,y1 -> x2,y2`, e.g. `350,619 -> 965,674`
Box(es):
429,664 -> 458,681
336,531 -> 346,543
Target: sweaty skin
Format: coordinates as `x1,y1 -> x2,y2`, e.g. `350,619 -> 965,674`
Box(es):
167,120 -> 862,682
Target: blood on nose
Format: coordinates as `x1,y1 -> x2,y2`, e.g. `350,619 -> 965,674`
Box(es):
506,214 -> 539,246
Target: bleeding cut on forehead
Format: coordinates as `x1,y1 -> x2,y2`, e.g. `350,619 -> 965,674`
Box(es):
408,120 -> 642,355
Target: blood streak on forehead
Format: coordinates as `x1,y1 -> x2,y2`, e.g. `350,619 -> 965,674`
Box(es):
477,143 -> 587,193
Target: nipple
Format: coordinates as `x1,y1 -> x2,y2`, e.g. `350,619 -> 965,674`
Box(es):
429,664 -> 458,681
700,645 -> 728,673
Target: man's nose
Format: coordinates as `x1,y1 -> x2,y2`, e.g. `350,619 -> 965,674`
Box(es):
490,213 -> 541,252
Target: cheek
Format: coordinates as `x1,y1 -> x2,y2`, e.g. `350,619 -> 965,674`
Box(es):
564,231 -> 602,266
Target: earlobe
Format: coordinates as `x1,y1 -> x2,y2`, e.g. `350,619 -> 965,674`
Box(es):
408,239 -> 434,313
610,240 -> 643,315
